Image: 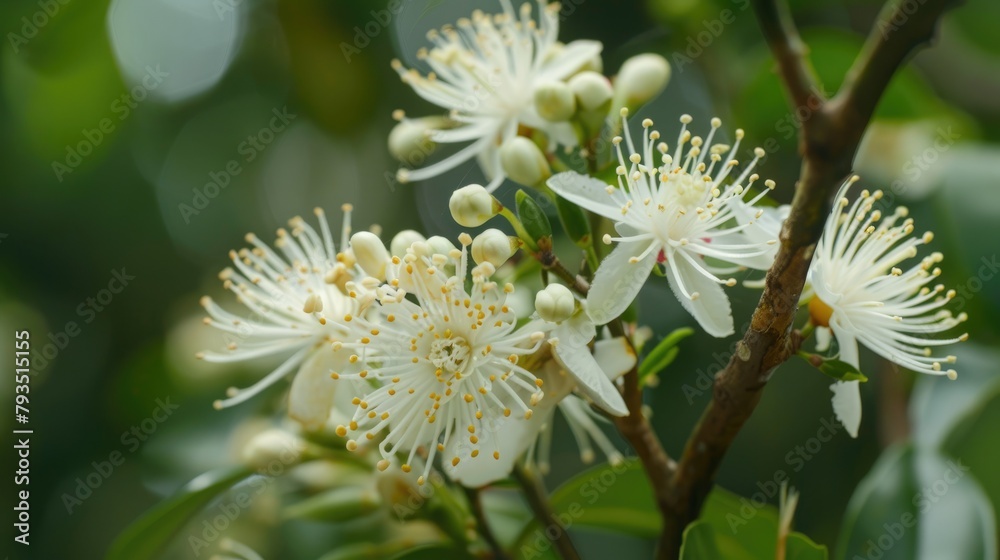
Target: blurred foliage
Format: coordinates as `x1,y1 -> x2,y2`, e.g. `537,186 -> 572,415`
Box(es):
2,0 -> 999,558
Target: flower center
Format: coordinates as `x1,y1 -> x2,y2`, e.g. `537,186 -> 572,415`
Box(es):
809,297 -> 834,328
428,335 -> 472,374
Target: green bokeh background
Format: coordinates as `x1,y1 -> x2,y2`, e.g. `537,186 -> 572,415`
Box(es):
1,0 -> 999,558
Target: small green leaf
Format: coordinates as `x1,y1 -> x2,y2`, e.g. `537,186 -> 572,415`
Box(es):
798,353 -> 868,382
553,193 -> 591,247
106,466 -> 254,560
679,521 -> 724,559
818,359 -> 868,382
390,544 -> 474,560
283,485 -> 381,522
516,189 -> 553,247
639,327 -> 695,382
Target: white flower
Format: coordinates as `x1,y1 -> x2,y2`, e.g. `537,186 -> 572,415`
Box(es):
808,176 -> 968,437
612,53 -> 671,111
392,0 -> 602,191
446,336 -> 635,486
197,206 -> 369,429
328,235 -> 625,483
548,111 -> 774,336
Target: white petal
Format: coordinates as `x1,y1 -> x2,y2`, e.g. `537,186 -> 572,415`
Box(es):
540,40 -> 602,80
444,408 -> 551,487
831,380 -> 862,438
830,315 -> 860,368
586,241 -> 658,325
552,315 -> 628,416
546,171 -> 622,221
665,253 -> 734,337
593,337 -> 636,381
287,351 -> 339,429
815,326 -> 832,352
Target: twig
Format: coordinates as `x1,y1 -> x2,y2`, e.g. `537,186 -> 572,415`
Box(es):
608,319 -> 679,533
463,486 -> 509,560
659,0 -> 961,557
512,464 -> 581,560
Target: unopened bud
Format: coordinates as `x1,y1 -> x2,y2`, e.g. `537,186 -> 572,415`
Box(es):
242,429 -> 306,471
350,231 -> 390,280
500,137 -> 551,187
471,229 -> 517,268
390,230 -> 425,258
449,184 -> 500,227
534,80 -> 576,122
426,235 -> 458,256
535,283 -> 575,323
387,117 -> 447,162
569,71 -> 613,112
614,53 -> 671,110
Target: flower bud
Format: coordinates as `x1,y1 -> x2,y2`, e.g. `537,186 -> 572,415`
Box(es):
387,116 -> 448,162
449,184 -> 499,227
535,283 -> 575,323
500,137 -> 551,187
614,53 -> 671,110
390,229 -> 425,258
350,231 -> 390,280
242,429 -> 306,471
471,229 -> 517,268
569,71 -> 613,112
534,80 -> 576,122
426,235 -> 458,257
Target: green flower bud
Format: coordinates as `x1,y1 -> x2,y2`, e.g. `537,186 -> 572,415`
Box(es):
389,230 -> 425,258
350,231 -> 390,280
534,80 -> 576,122
470,229 -> 518,268
569,71 -> 613,112
501,137 -> 552,187
449,184 -> 500,227
614,53 -> 671,110
535,283 -> 575,323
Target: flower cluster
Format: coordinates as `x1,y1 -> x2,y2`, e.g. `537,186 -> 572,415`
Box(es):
195,0 -> 967,494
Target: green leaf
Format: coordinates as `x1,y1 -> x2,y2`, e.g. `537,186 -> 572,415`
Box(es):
516,189 -> 553,245
106,466 -> 254,560
553,193 -> 591,247
817,359 -> 868,383
836,443 -> 997,560
389,544 -> 474,560
681,487 -> 827,560
283,485 -> 381,522
786,533 -> 829,560
512,460 -> 659,559
639,327 -> 695,382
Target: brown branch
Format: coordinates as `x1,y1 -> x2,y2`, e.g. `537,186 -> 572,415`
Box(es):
463,486 -> 509,560
751,0 -> 822,111
658,0 -> 960,557
608,321 -> 679,538
513,464 -> 581,560
538,249 -> 680,533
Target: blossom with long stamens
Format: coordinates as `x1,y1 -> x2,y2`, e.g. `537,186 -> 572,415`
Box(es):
548,110 -> 775,336
328,237 -> 626,484
391,0 -> 601,191
197,206 -> 370,428
446,338 -> 634,487
808,176 -> 968,437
